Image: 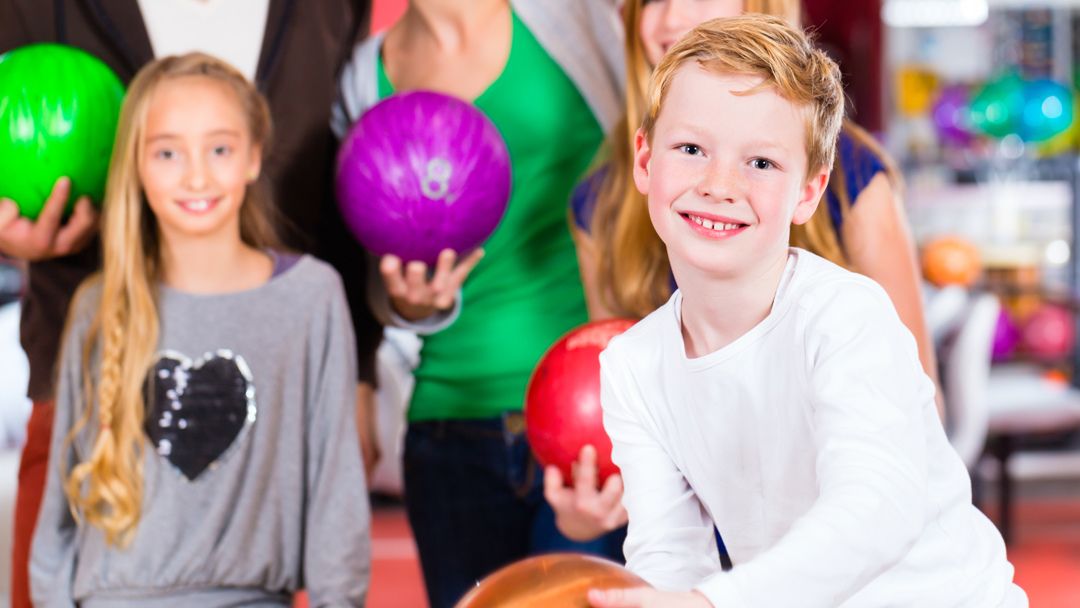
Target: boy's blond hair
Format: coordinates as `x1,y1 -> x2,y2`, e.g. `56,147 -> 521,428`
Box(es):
641,14 -> 845,178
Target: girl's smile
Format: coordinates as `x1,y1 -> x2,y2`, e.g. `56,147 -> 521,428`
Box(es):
174,197 -> 222,214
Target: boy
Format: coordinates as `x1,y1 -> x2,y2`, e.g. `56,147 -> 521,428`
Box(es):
588,15 -> 1025,608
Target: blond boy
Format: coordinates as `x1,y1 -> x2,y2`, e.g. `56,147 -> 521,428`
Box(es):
589,15 -> 1025,608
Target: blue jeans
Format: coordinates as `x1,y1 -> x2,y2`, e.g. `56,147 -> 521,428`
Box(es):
403,413 -> 626,608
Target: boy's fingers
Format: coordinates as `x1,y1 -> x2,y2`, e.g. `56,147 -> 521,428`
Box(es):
606,504 -> 629,529
588,587 -> 647,608
598,472 -> 625,511
574,444 -> 599,493
543,465 -> 568,507
579,444 -> 597,467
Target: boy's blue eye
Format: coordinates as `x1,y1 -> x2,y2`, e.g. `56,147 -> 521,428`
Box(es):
679,144 -> 702,156
751,158 -> 774,170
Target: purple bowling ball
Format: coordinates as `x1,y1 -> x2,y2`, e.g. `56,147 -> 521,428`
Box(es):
992,309 -> 1020,362
932,85 -> 974,147
336,90 -> 511,265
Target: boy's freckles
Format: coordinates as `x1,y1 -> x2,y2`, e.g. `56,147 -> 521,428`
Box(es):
639,64 -> 817,278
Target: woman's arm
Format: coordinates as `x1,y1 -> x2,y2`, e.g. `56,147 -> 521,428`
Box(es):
841,173 -> 944,420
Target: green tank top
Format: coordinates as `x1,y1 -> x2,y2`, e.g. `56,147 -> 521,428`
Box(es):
377,12 -> 600,421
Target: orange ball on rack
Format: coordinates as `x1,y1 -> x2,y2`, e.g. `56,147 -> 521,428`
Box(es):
921,237 -> 982,287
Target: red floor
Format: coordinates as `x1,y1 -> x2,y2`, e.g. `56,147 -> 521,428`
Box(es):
993,498 -> 1080,608
296,496 -> 1080,607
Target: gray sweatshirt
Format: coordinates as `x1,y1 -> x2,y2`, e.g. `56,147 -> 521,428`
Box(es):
31,255 -> 371,607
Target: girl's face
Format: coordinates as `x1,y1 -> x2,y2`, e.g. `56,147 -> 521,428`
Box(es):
639,0 -> 745,66
139,76 -> 260,245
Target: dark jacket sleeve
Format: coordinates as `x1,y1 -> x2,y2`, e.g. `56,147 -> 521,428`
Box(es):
0,3 -> 33,53
324,0 -> 382,386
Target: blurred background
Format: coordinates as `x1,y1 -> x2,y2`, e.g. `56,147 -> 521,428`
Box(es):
5,0 -> 1080,606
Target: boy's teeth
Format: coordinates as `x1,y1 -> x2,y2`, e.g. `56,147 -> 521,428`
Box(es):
691,214 -> 739,231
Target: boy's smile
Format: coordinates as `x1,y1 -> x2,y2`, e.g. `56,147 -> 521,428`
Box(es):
681,210 -> 749,238
633,64 -> 828,281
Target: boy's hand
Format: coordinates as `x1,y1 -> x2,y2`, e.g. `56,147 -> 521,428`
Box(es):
588,588 -> 713,608
380,247 -> 483,322
544,444 -> 628,541
0,177 -> 98,261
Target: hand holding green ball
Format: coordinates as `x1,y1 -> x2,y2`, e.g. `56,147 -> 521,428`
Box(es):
0,43 -> 124,220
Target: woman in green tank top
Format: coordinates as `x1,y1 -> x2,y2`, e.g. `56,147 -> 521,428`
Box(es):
334,1 -> 625,607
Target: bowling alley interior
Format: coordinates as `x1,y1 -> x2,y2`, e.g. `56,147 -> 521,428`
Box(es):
5,0 -> 1080,606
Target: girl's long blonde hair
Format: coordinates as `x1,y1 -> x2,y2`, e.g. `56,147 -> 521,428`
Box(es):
591,0 -> 899,318
65,53 -> 279,546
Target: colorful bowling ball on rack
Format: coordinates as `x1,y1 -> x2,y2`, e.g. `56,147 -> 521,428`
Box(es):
525,319 -> 636,487
336,90 -> 511,265
921,237 -> 982,288
1021,304 -> 1075,360
992,308 -> 1021,362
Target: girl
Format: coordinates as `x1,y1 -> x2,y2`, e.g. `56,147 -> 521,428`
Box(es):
548,0 -> 940,546
333,1 -> 623,606
30,54 -> 370,607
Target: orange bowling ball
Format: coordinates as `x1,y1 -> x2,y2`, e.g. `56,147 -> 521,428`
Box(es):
921,237 -> 982,287
454,553 -> 646,608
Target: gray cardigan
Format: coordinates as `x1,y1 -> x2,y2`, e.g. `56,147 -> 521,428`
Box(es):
31,256 -> 371,607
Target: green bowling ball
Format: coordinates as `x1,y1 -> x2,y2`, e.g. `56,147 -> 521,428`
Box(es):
0,43 -> 124,219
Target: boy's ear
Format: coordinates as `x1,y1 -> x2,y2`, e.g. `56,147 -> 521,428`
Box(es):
633,128 -> 652,196
792,166 -> 829,226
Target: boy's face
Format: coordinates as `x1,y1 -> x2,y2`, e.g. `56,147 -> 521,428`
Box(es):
633,64 -> 828,280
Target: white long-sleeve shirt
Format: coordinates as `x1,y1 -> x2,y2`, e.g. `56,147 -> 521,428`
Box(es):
600,249 -> 1026,608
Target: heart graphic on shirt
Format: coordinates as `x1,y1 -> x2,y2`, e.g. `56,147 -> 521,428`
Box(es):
145,349 -> 256,480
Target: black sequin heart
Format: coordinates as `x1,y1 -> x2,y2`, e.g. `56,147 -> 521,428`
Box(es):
145,350 -> 256,480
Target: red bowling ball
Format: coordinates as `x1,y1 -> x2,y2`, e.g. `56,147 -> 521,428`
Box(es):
525,319 -> 635,487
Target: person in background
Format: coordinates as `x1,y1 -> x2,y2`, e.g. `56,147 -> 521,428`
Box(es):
333,1 -> 624,606
0,3 -> 378,606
